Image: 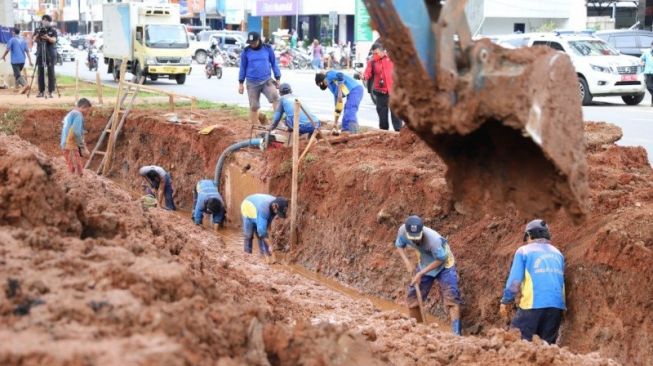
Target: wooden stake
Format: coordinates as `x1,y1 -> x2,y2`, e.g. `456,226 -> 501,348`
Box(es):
102,60 -> 127,176
74,58 -> 79,102
96,71 -> 103,105
289,99 -> 301,249
169,95 -> 175,112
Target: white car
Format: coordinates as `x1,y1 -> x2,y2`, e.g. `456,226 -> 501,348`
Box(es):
496,32 -> 646,106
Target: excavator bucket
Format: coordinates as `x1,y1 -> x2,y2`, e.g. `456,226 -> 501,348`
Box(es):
365,0 -> 588,222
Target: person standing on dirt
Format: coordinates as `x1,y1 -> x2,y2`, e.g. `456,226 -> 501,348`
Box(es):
32,14 -> 58,98
395,215 -> 462,336
60,98 -> 92,176
363,43 -> 402,131
640,41 -> 653,106
240,194 -> 288,263
1,28 -> 32,93
268,83 -> 320,136
499,219 -> 566,344
192,179 -> 226,229
311,39 -> 323,70
238,31 -> 281,126
139,165 -> 176,211
315,70 -> 364,133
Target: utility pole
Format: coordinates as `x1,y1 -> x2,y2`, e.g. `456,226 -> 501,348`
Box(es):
78,0 -> 83,34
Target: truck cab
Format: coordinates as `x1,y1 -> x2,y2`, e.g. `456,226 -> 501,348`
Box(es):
103,2 -> 192,85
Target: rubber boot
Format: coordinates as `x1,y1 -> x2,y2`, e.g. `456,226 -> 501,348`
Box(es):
409,307 -> 423,323
244,237 -> 253,254
451,319 -> 462,336
249,110 -> 259,125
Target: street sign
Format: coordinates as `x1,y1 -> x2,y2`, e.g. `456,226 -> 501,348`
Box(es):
354,0 -> 373,42
329,11 -> 337,26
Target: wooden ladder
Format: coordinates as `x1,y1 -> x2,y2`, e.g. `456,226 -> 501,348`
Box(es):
85,61 -> 144,175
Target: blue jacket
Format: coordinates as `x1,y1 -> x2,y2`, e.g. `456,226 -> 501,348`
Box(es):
325,71 -> 363,104
60,110 -> 84,150
193,180 -> 225,225
501,240 -> 566,310
239,44 -> 281,84
270,94 -> 319,131
395,226 -> 456,277
240,193 -> 277,238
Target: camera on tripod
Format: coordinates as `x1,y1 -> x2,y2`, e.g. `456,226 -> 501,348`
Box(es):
36,27 -> 48,38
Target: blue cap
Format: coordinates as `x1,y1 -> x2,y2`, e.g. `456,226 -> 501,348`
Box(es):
405,215 -> 424,241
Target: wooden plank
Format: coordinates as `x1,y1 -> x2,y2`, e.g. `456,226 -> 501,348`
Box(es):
96,71 -> 103,105
102,60 -> 128,176
289,99 -> 301,249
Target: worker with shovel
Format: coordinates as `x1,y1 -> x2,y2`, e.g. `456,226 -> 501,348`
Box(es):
240,194 -> 288,264
499,219 -> 565,344
192,179 -> 226,229
395,215 -> 462,335
315,70 -> 363,133
138,165 -> 176,211
268,83 -> 320,136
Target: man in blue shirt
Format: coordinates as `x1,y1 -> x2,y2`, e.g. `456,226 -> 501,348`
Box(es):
192,180 -> 226,229
500,219 -> 566,344
315,70 -> 364,133
60,98 -> 92,176
268,83 -> 320,136
238,31 -> 281,125
395,215 -> 462,335
1,28 -> 32,92
240,194 -> 288,263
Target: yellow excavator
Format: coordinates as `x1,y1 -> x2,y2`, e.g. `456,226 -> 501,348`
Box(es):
364,0 -> 588,222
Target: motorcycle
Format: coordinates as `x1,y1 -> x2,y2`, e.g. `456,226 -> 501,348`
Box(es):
278,48 -> 294,69
87,48 -> 99,71
291,48 -> 311,69
205,48 -> 224,79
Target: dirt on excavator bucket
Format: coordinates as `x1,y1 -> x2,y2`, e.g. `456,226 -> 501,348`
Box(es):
366,8 -> 588,222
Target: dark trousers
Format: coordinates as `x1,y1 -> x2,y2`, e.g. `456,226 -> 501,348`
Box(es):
646,74 -> 653,104
36,55 -> 55,93
511,307 -> 563,344
11,63 -> 26,87
374,91 -> 402,131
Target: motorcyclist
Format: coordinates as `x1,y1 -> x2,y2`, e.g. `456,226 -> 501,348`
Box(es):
86,39 -> 97,69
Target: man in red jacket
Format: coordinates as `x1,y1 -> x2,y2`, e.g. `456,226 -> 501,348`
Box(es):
364,43 -> 402,131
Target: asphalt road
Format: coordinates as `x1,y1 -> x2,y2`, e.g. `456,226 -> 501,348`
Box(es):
56,53 -> 652,165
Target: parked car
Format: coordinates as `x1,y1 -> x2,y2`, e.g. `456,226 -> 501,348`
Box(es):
495,31 -> 646,106
189,31 -> 246,64
56,38 -> 76,64
596,30 -> 653,57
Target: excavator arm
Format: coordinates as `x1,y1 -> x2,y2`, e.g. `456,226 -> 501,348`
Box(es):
365,0 -> 588,222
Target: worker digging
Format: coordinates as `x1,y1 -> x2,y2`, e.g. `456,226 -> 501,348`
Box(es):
138,165 -> 176,211
240,193 -> 289,264
192,179 -> 226,229
395,215 -> 463,336
315,70 -> 364,134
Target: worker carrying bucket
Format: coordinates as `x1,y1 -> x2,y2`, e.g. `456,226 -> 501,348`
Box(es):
395,215 -> 462,335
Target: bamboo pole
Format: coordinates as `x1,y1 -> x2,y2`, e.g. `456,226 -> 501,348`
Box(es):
102,60 -> 127,176
74,58 -> 79,102
289,99 -> 301,249
95,71 -> 103,105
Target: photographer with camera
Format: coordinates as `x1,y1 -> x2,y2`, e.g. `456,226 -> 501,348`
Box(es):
31,14 -> 58,98
363,43 -> 402,131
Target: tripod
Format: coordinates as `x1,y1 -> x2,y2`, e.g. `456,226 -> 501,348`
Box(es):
27,38 -> 60,99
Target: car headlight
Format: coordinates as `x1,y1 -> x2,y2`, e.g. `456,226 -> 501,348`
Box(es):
181,56 -> 192,64
590,64 -> 613,73
145,56 -> 157,65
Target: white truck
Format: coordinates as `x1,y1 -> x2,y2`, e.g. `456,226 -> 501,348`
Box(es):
102,2 -> 192,84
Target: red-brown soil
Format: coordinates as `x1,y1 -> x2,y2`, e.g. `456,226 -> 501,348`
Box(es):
3,106 -> 649,365
0,134 -> 619,365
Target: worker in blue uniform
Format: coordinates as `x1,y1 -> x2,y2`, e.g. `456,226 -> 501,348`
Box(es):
500,219 -> 566,344
192,179 -> 226,228
268,83 -> 320,136
240,194 -> 288,263
315,70 -> 363,133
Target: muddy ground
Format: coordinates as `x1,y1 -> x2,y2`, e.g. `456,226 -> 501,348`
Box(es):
1,105 -> 650,365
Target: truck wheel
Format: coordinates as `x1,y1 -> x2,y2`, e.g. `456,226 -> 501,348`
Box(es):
622,93 -> 645,105
195,50 -> 207,65
149,75 -> 158,81
578,77 -> 592,106
132,62 -> 146,84
175,74 -> 186,85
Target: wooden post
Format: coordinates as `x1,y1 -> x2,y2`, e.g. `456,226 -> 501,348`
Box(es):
289,99 -> 301,249
190,97 -> 196,120
169,95 -> 175,112
102,60 -> 128,176
74,58 -> 79,102
96,71 -> 103,105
